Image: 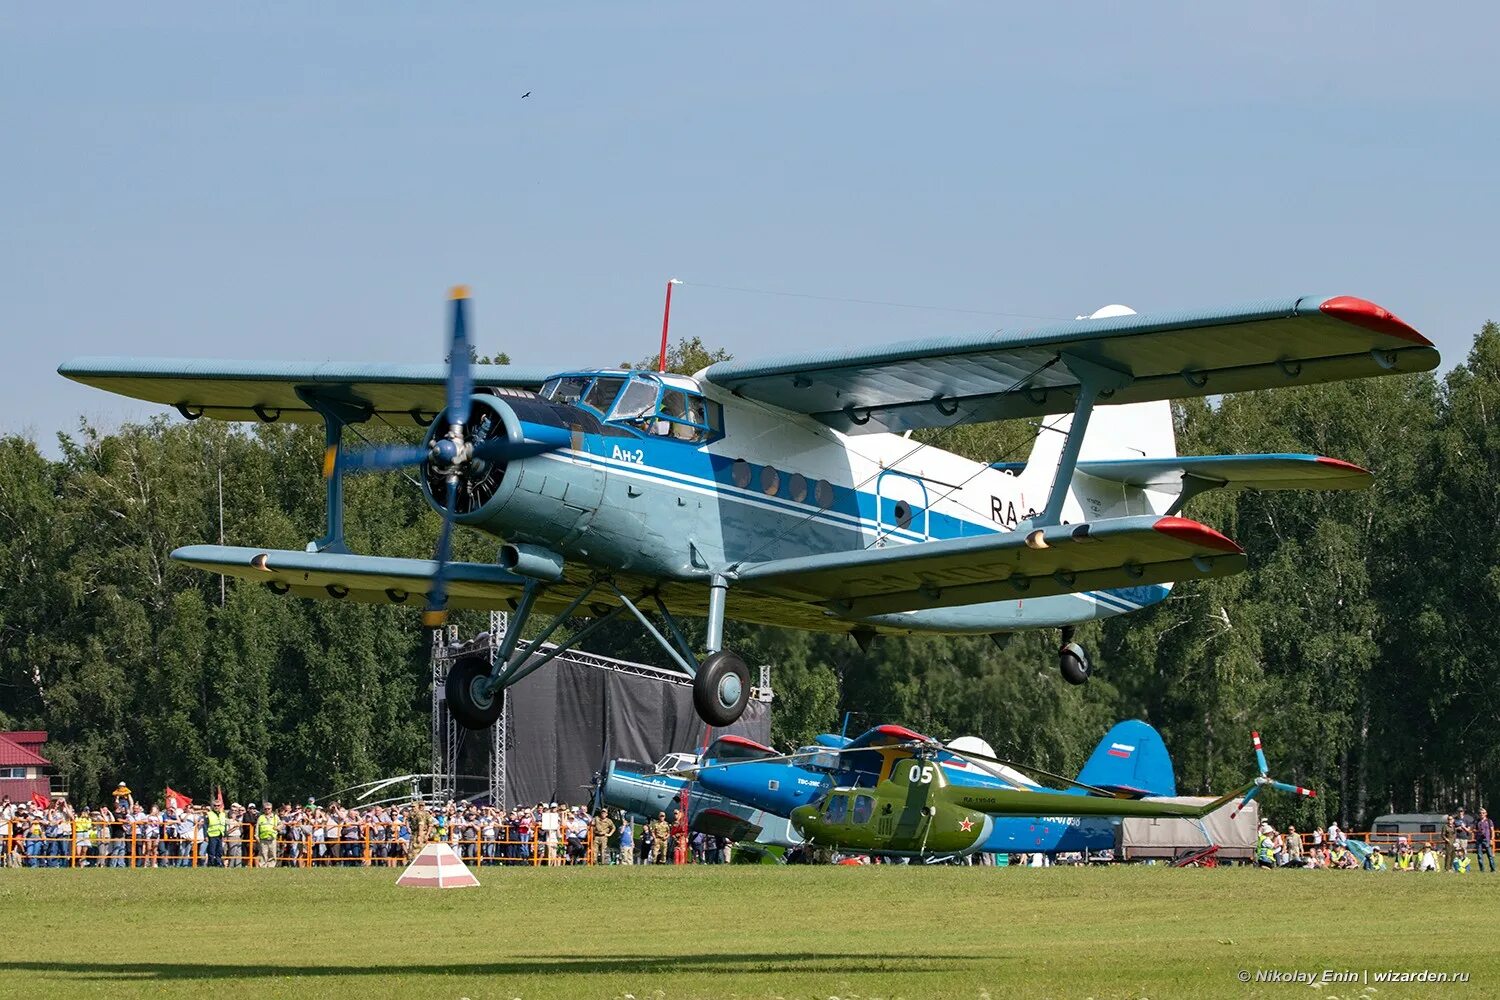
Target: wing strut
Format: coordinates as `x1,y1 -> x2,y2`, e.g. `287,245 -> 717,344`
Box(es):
1034,353 -> 1134,527
293,387 -> 374,553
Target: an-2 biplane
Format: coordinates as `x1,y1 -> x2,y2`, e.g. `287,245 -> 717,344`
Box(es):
60,288 -> 1438,729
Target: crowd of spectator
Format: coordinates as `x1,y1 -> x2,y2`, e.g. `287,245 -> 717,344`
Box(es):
1257,807 -> 1497,873
0,785 -> 726,869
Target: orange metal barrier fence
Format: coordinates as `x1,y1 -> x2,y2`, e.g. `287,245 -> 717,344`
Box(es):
0,822 -> 616,868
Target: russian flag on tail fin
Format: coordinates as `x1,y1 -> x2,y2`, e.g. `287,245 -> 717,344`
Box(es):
1075,720 -> 1177,798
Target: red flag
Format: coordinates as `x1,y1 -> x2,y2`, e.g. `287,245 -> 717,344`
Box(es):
215,786 -> 225,811
30,791 -> 49,809
164,786 -> 193,811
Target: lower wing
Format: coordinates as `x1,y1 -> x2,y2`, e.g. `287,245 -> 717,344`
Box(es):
174,545 -> 541,611
730,515 -> 1246,619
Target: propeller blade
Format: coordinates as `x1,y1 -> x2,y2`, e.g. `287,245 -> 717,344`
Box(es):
445,287 -> 473,428
420,478 -> 460,629
1270,781 -> 1316,798
1229,785 -> 1261,820
1252,731 -> 1269,777
327,443 -> 430,478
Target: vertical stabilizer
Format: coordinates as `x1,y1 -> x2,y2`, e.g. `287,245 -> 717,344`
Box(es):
1074,720 -> 1177,797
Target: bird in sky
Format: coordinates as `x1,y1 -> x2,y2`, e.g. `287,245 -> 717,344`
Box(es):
521,91 -> 531,99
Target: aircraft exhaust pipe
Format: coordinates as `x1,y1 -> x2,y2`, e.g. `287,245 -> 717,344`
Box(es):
499,542 -> 565,582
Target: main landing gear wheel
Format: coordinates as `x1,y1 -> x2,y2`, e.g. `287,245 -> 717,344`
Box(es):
1059,641 -> 1092,685
693,650 -> 751,727
446,654 -> 504,730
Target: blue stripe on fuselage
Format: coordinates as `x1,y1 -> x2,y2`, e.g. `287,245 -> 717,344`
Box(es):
522,419 -> 1171,617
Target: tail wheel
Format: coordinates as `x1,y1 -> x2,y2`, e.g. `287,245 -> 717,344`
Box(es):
1060,642 -> 1091,685
446,654 -> 504,730
693,650 -> 751,727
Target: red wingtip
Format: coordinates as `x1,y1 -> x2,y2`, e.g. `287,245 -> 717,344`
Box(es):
1314,456 -> 1372,476
1152,516 -> 1244,554
1319,296 -> 1431,347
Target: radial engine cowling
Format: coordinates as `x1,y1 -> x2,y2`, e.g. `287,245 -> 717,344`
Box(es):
420,395 -> 526,521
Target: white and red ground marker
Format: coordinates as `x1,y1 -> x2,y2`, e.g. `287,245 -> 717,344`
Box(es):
395,841 -> 480,889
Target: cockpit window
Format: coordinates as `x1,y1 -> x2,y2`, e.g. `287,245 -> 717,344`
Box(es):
797,749 -> 841,772
582,375 -> 626,415
653,388 -> 720,443
542,371 -> 724,444
852,794 -> 874,824
540,376 -> 590,404
824,794 -> 849,823
611,379 -> 659,421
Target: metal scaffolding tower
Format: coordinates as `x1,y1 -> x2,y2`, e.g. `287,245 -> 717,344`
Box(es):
486,610 -> 507,807
430,612 -> 510,804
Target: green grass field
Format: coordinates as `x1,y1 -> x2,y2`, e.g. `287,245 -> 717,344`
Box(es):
1,865 -> 1494,999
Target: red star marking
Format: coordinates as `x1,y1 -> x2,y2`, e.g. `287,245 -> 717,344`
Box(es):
958,816 -> 974,832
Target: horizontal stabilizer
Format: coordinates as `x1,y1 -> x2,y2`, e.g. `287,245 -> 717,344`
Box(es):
1077,454 -> 1372,494
732,515 -> 1246,619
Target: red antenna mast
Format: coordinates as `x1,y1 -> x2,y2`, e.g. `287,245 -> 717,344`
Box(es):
658,278 -> 682,372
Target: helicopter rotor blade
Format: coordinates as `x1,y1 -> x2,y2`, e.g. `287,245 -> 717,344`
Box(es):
935,741 -> 1119,798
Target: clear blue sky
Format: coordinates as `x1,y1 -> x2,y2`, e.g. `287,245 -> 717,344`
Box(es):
4,3 -> 1495,446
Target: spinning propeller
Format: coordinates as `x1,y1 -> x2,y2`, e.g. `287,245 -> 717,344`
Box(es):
323,286 -> 566,627
1230,731 -> 1316,818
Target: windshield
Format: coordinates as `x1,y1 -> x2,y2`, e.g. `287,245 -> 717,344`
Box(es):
611,378 -> 659,421
582,375 -> 626,414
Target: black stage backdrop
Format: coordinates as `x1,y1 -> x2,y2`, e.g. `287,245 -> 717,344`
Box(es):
460,655 -> 770,808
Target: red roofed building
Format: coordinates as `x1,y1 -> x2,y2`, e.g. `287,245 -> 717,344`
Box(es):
0,731 -> 53,804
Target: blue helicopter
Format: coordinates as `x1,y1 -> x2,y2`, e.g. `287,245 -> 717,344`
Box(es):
60,288 -> 1436,729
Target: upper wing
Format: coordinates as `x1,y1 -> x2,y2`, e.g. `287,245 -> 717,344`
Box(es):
731,515 -> 1245,618
702,295 -> 1438,434
57,358 -> 559,425
1078,454 -> 1373,494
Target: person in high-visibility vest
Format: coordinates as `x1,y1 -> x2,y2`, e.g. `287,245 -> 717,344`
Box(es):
1365,846 -> 1387,871
1454,844 -> 1473,874
255,802 -> 279,868
1254,829 -> 1276,868
72,810 -> 92,868
205,804 -> 228,868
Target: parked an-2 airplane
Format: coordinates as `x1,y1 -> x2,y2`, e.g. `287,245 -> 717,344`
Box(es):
60,288 -> 1438,728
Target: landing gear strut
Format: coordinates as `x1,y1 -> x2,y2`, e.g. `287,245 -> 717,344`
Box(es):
1059,626 -> 1091,685
444,573 -> 752,732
